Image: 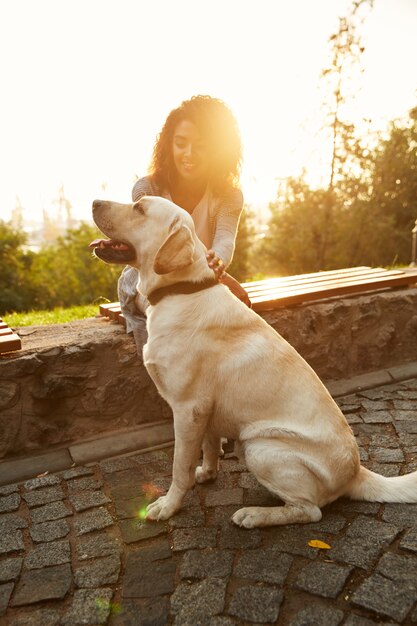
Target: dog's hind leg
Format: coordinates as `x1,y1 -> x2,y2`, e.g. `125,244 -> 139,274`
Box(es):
231,440 -> 323,528
195,433 -> 222,483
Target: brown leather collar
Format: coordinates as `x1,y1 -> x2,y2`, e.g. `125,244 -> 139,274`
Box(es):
147,278 -> 218,306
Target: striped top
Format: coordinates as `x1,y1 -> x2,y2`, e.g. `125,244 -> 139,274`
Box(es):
132,176 -> 243,267
118,176 -> 244,329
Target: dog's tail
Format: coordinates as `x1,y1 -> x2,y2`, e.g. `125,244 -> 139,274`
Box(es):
344,466 -> 417,503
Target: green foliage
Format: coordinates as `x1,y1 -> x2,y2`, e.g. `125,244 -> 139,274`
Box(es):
0,221 -> 35,313
0,221 -> 121,315
6,305 -> 99,327
228,205 -> 258,281
262,105 -> 417,275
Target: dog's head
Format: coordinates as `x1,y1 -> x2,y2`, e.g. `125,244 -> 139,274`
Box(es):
91,196 -> 207,293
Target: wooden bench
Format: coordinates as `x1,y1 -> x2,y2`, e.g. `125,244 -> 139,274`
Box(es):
98,266 -> 417,323
0,318 -> 22,354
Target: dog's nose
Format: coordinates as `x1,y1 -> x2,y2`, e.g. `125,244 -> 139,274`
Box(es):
93,199 -> 105,211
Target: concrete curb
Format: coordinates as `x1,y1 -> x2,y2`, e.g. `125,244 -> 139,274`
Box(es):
1,361 -> 416,486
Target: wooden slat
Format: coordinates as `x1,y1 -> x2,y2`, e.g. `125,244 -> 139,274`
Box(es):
0,322 -> 8,330
0,328 -> 13,336
246,269 -> 406,299
99,302 -> 120,317
0,333 -> 22,354
242,266 -> 372,289
251,272 -> 417,311
243,267 -> 402,295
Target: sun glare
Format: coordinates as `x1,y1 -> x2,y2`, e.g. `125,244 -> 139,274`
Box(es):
0,0 -> 416,223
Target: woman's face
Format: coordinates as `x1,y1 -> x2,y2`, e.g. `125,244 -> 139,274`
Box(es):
172,119 -> 209,185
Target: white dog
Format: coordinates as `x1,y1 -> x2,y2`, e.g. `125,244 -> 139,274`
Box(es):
92,196 -> 417,528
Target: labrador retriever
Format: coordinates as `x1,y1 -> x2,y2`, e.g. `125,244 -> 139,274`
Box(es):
91,196 -> 417,527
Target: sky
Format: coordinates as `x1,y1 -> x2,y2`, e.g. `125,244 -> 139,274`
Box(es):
0,0 -> 416,224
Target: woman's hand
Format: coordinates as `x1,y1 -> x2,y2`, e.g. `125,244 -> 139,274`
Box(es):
220,273 -> 252,308
206,249 -> 226,280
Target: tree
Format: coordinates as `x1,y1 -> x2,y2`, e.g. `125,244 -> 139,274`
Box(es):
228,204 -> 257,281
0,221 -> 35,314
29,223 -> 122,310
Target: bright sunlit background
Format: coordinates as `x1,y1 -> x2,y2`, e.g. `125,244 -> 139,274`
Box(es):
0,0 -> 416,224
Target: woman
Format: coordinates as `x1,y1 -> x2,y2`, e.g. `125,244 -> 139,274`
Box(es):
118,95 -> 251,352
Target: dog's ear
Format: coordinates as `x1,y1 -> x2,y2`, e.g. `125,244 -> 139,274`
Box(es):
153,224 -> 195,274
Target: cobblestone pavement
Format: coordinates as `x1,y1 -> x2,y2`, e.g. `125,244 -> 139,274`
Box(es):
1,378 -> 417,626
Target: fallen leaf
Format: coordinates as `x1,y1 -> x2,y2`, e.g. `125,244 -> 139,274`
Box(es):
308,539 -> 331,549
36,471 -> 49,478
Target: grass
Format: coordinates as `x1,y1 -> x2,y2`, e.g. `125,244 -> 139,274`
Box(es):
4,304 -> 101,327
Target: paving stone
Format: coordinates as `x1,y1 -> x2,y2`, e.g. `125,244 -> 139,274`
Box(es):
361,410 -> 393,424
326,499 -> 381,515
25,539 -> 71,569
394,421 -> 417,434
120,518 -> 167,543
179,549 -> 234,579
392,407 -> 417,417
11,563 -> 72,606
0,493 -> 20,513
131,449 -> 173,466
370,433 -> 401,448
238,472 -> 260,489
219,459 -> 246,473
295,561 -> 353,598
67,476 -> 104,491
123,541 -> 175,598
205,488 -> 243,507
23,475 -> 61,490
218,525 -> 262,550
0,484 -> 18,496
61,466 -> 95,479
228,585 -> 283,623
234,547 -> 293,584
168,505 -> 205,528
382,503 -> 417,527
11,607 -> 62,626
351,573 -> 417,621
0,556 -> 22,582
343,616 -> 393,626
171,578 -> 227,622
0,512 -> 28,531
22,486 -> 65,508
369,447 -> 405,463
0,529 -> 24,554
302,513 -> 347,533
74,507 -> 114,535
376,551 -> 417,582
368,462 -> 400,477
0,582 -> 14,616
345,414 -> 363,424
30,518 -> 70,543
77,533 -> 122,560
74,554 -> 121,587
172,527 -> 217,551
261,527 -> 323,559
69,490 -> 111,512
114,598 -> 170,626
400,526 -> 417,553
114,495 -> 150,520
30,500 -> 71,523
361,399 -> 390,411
100,456 -> 137,473
331,516 -> 399,568
243,486 -> 278,506
397,390 -> 417,399
289,604 -> 344,626
61,587 -> 113,625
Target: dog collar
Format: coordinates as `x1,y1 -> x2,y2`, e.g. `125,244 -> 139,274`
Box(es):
147,278 -> 218,306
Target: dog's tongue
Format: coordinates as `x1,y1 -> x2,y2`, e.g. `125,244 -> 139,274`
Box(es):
89,238 -> 129,250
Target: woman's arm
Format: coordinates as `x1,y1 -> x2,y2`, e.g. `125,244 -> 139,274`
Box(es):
210,187 -> 243,269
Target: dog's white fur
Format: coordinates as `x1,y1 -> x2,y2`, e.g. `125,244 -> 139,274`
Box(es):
93,196 -> 417,528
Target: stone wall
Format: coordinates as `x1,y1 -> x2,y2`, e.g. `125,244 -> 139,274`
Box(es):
1,286 -> 416,459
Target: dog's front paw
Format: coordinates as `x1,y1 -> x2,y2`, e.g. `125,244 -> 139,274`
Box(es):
195,466 -> 217,484
146,496 -> 179,521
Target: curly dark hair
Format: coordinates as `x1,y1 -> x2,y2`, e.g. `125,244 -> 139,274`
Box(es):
149,95 -> 242,194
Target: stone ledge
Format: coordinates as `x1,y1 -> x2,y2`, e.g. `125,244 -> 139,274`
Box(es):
1,286 -> 417,460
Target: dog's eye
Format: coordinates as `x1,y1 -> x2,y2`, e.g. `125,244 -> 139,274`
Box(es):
133,201 -> 145,215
